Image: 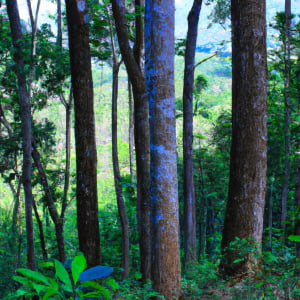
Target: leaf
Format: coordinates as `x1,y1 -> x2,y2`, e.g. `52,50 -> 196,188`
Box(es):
15,289 -> 29,297
79,266 -> 114,282
71,254 -> 87,285
32,282 -> 48,295
16,268 -> 50,285
104,278 -> 119,291
13,275 -> 34,288
288,235 -> 300,242
54,260 -> 72,292
39,261 -> 54,268
42,288 -> 61,300
79,280 -> 104,289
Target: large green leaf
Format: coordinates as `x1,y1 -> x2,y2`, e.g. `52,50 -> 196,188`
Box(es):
16,268 -> 50,285
71,254 -> 87,285
13,275 -> 34,288
54,260 -> 72,292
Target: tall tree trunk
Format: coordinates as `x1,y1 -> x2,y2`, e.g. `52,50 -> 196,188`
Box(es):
220,0 -> 267,276
183,0 -> 203,266
145,0 -> 182,298
111,0 -> 151,282
281,0 -> 292,233
295,167 -> 300,258
65,0 -> 101,267
56,1 -> 72,223
6,0 -> 35,270
60,88 -> 73,222
112,62 -> 130,278
128,79 -> 135,179
108,13 -> 130,278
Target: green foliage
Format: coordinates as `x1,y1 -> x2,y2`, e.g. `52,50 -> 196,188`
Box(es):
117,278 -> 164,299
11,254 -> 118,300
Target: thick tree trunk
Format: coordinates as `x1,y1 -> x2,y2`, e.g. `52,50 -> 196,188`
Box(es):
183,0 -> 203,266
6,0 -> 35,270
111,0 -> 151,282
66,0 -> 101,267
220,0 -> 267,276
145,1 -> 182,298
111,61 -> 130,278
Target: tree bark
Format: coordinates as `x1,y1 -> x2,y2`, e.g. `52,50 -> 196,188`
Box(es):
111,0 -> 151,282
281,0 -> 292,233
59,87 -> 73,222
65,0 -> 101,267
183,0 -> 203,266
220,0 -> 267,276
108,12 -> 130,277
145,0 -> 182,298
112,62 -> 130,278
128,79 -> 135,178
6,0 -> 35,270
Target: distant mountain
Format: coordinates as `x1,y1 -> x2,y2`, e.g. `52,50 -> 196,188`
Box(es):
175,0 -> 300,50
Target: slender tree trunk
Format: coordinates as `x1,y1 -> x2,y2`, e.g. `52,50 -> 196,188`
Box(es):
199,196 -> 207,257
268,184 -> 273,250
56,86 -> 73,227
66,0 -> 101,267
128,79 -> 135,179
107,13 -> 130,277
33,199 -> 48,260
60,88 -> 72,221
6,0 -> 35,270
295,167 -> 300,258
31,140 -> 65,262
145,1 -> 182,298
281,0 -> 292,233
111,0 -> 151,282
183,0 -> 203,266
220,0 -> 267,276
56,1 -> 72,222
111,62 -> 130,278
56,0 -> 62,47
26,0 -> 41,98
11,177 -> 22,249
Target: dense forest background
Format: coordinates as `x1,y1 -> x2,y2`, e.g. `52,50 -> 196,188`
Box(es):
0,0 -> 300,299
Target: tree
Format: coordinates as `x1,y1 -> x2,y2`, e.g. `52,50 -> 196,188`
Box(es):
65,0 -> 101,267
220,0 -> 267,276
107,8 -> 130,277
6,0 -> 35,270
145,0 -> 182,298
182,0 -> 203,266
111,0 -> 151,281
280,0 -> 291,233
